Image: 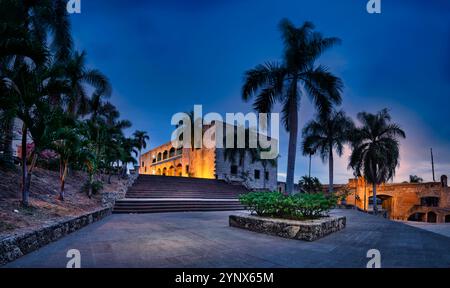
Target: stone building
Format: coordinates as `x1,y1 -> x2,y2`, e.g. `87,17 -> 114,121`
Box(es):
139,125 -> 278,191
0,117 -> 32,160
338,175 -> 450,223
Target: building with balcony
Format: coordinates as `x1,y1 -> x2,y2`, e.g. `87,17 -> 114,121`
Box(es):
139,124 -> 278,191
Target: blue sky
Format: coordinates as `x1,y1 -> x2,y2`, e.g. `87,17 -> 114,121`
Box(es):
70,0 -> 450,184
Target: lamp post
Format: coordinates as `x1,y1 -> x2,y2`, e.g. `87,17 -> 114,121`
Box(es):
364,182 -> 367,213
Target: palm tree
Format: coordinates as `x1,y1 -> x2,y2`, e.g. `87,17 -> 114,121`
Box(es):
118,137 -> 138,178
298,175 -> 322,193
51,125 -> 82,201
133,130 -> 150,164
302,110 -> 354,193
303,146 -> 316,178
64,50 -> 111,116
409,175 -> 423,183
4,59 -> 68,206
0,0 -> 73,62
242,19 -> 343,194
0,0 -> 72,167
349,109 -> 406,215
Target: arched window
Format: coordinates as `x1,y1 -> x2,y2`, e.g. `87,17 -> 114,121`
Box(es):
157,152 -> 162,161
445,215 -> 450,223
169,147 -> 176,158
427,212 -> 437,223
176,164 -> 183,176
162,150 -> 168,160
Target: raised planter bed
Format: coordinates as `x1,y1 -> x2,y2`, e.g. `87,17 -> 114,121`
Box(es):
229,213 -> 346,241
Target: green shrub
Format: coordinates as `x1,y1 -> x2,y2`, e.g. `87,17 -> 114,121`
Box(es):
239,191 -> 337,219
294,193 -> 338,218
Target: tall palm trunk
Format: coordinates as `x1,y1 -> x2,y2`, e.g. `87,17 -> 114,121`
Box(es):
328,145 -> 334,193
25,152 -> 37,194
59,160 -> 68,201
21,123 -> 29,206
286,97 -> 298,195
308,153 -> 312,178
372,183 -> 378,215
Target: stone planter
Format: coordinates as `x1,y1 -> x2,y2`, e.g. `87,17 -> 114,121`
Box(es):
229,213 -> 346,241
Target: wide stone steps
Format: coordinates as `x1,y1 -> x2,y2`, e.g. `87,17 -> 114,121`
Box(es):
113,199 -> 244,214
125,195 -> 240,199
113,174 -> 248,214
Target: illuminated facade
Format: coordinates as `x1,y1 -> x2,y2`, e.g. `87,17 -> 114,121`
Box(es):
338,175 -> 450,223
139,130 -> 278,191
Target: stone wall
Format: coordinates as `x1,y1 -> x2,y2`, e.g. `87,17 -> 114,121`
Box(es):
215,148 -> 277,191
229,213 -> 346,241
338,177 -> 450,223
0,207 -> 111,266
101,173 -> 138,208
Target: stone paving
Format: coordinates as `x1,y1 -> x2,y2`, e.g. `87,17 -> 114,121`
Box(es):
4,209 -> 450,268
401,221 -> 450,238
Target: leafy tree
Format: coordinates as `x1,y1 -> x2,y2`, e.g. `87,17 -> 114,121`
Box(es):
242,19 -> 342,194
349,109 -> 406,214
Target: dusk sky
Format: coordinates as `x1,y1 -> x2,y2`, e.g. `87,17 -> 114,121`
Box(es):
70,0 -> 450,184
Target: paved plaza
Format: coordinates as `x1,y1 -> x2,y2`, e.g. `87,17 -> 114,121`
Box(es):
5,209 -> 450,268
402,221 -> 450,238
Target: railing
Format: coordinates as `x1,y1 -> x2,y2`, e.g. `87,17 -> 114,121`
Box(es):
150,154 -> 182,166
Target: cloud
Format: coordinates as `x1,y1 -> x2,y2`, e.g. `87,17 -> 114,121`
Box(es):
277,173 -> 286,181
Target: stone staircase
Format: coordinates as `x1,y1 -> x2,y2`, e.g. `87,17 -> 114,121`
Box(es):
113,175 -> 248,213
